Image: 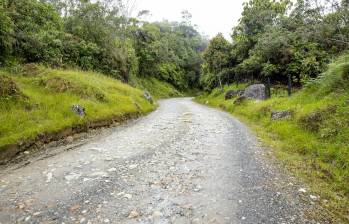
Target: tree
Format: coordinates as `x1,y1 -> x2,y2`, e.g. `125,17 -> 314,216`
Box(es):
0,3 -> 13,63
200,34 -> 232,90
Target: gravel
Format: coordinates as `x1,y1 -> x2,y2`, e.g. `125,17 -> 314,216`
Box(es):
0,98 -> 331,223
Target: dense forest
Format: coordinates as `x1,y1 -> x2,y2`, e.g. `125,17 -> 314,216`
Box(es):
1,0 -> 348,91
0,0 -> 207,89
201,0 -> 349,90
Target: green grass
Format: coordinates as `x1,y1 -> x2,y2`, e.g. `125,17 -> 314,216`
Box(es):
196,54 -> 349,222
0,65 -> 155,148
135,77 -> 182,99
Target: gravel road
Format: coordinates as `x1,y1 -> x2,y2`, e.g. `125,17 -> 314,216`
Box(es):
0,98 -> 329,224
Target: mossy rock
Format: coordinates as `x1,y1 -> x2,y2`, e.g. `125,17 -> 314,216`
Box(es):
22,64 -> 45,77
298,105 -> 337,132
0,76 -> 24,99
42,77 -> 73,93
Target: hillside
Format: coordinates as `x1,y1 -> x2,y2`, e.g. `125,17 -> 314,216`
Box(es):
196,53 -> 349,221
0,65 -> 161,161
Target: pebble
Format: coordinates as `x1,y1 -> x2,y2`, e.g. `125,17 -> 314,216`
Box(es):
46,172 -> 53,183
298,188 -> 307,193
89,172 -> 108,177
152,211 -> 163,218
129,164 -> 138,169
24,216 -> 31,222
107,168 -> 117,172
128,210 -> 140,219
310,195 -> 319,201
123,194 -> 133,199
33,212 -> 41,216
66,136 -> 74,143
65,173 -> 81,181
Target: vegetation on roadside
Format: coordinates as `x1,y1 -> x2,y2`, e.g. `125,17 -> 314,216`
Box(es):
135,77 -> 182,99
200,0 -> 349,90
0,0 -> 206,89
196,53 -> 349,222
0,65 -> 155,148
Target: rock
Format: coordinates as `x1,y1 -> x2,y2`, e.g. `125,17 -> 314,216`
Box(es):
298,188 -> 307,193
46,172 -> 53,183
234,95 -> 246,105
33,212 -> 41,217
143,91 -> 153,104
107,168 -> 117,172
0,76 -> 25,100
152,211 -> 163,218
17,203 -> 26,210
128,210 -> 140,219
72,104 -> 86,116
65,173 -> 81,181
271,110 -> 291,120
89,171 -> 108,177
66,136 -> 74,144
225,89 -> 244,100
310,195 -> 319,201
192,218 -> 201,224
129,164 -> 138,169
123,193 -> 133,199
193,185 -> 202,192
243,84 -> 267,100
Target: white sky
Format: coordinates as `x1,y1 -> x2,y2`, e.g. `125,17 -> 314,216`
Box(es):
133,0 -> 246,40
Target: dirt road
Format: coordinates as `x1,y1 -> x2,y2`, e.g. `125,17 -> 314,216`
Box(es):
0,98 -> 324,223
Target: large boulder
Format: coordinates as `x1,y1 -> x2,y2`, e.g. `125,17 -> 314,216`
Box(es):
243,84 -> 267,100
225,89 -> 244,100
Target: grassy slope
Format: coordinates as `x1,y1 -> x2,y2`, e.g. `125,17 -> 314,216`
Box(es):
135,77 -> 182,99
196,55 -> 349,221
0,65 -> 155,148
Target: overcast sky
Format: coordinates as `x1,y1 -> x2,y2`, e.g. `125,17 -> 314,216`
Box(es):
133,0 -> 246,40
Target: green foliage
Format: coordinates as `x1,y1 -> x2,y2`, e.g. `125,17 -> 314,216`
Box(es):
202,0 -> 348,90
200,34 -> 232,90
133,21 -> 205,89
7,0 -> 64,64
0,4 -> 13,63
0,0 -> 206,89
